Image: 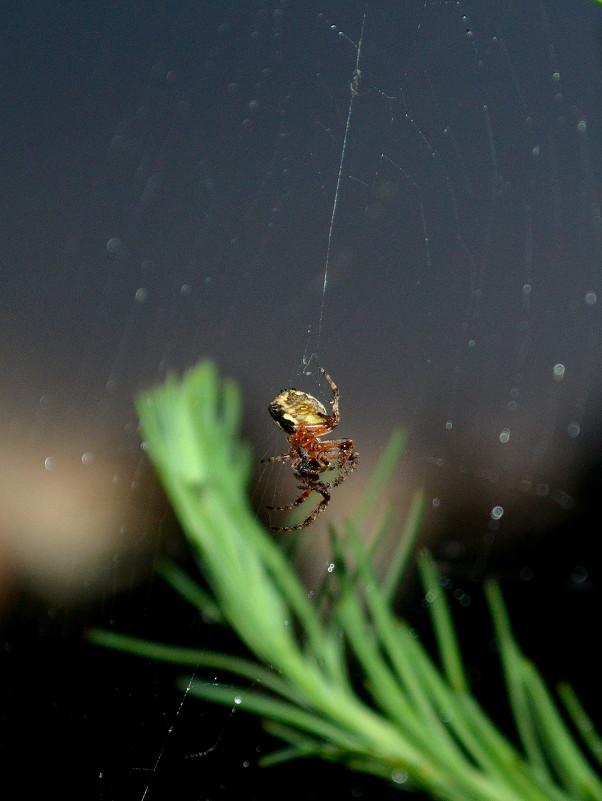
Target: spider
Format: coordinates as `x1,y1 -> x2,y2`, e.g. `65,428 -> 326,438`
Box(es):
262,367 -> 359,531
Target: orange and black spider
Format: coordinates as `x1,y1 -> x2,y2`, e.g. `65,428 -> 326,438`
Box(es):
262,367 -> 359,531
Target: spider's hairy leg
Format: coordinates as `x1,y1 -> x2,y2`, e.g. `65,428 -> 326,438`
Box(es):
319,367 -> 340,423
260,453 -> 291,464
328,449 -> 359,488
317,439 -> 359,488
269,486 -> 331,532
267,486 -> 313,512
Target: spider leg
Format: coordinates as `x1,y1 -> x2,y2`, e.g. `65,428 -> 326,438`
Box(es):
260,453 -> 291,463
269,486 -> 331,532
267,486 -> 313,511
318,440 -> 359,488
327,447 -> 359,488
319,367 -> 340,425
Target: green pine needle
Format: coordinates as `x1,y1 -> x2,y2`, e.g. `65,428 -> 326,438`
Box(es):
90,361 -> 601,801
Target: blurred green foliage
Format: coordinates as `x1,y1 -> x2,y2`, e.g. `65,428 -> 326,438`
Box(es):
92,362 -> 602,801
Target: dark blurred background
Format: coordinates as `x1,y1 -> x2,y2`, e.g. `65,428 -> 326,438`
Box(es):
1,1 -> 602,798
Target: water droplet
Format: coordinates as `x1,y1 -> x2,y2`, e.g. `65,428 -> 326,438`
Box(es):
491,505 -> 504,520
567,421 -> 580,438
571,565 -> 588,584
454,588 -> 471,606
519,566 -> 534,581
554,490 -> 574,510
552,363 -> 565,380
106,237 -> 124,255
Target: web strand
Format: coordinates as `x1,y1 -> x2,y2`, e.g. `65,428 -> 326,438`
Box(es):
306,14 -> 365,372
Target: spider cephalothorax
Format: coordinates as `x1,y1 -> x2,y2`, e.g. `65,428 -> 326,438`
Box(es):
262,367 -> 358,531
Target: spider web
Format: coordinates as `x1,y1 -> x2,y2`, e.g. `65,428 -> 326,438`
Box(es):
1,1 -> 602,798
